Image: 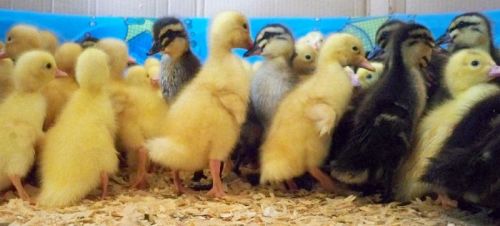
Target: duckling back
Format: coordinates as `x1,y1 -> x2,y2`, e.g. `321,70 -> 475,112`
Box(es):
39,48 -> 118,207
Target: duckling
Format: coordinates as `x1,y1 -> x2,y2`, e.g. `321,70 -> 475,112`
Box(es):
148,17 -> 201,102
0,58 -> 14,102
38,48 -> 118,207
0,24 -> 42,61
146,11 -> 253,197
330,24 -> 435,201
145,57 -> 160,70
42,42 -> 82,129
144,57 -> 161,89
297,31 -> 324,51
356,62 -> 384,90
39,30 -> 59,55
79,35 -> 99,49
118,65 -> 169,188
436,12 -> 500,84
394,49 -> 500,203
0,50 -> 61,202
244,24 -> 297,127
293,42 -> 318,76
259,33 -> 374,192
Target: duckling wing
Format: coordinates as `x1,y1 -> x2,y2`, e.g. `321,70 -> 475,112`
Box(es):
305,102 -> 336,137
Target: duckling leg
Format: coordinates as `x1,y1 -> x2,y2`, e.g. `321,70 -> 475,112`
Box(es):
130,146 -> 148,189
435,192 -> 457,208
172,170 -> 193,194
285,179 -> 298,191
308,167 -> 338,193
207,159 -> 225,198
100,172 -> 109,199
8,175 -> 30,202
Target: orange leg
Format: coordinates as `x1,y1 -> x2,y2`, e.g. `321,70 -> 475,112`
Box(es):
100,172 -> 109,200
435,192 -> 458,208
130,146 -> 148,189
172,170 -> 192,194
207,159 -> 225,198
8,175 -> 31,202
308,167 -> 338,193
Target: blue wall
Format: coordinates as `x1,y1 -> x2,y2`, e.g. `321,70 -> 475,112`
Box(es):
0,9 -> 499,64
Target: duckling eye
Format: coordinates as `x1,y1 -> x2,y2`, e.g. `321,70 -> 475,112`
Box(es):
45,63 -> 52,69
470,60 -> 480,67
352,46 -> 359,52
242,23 -> 248,30
367,74 -> 372,79
7,36 -> 11,42
305,55 -> 311,60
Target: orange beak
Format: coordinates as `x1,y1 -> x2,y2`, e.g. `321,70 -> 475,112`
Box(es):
55,68 -> 68,78
356,56 -> 375,72
0,51 -> 8,59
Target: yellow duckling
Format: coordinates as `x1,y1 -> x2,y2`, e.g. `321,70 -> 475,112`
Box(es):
0,25 -> 42,61
259,33 -> 374,192
394,49 -> 500,203
147,11 -> 253,197
38,48 -> 118,207
0,50 -> 61,202
0,57 -> 14,103
40,30 -> 59,54
293,42 -> 318,76
355,62 -> 384,89
119,65 -> 169,188
42,42 -> 82,129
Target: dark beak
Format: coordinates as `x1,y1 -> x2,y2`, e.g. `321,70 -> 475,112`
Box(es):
243,43 -> 261,57
147,41 -> 162,56
367,46 -> 383,61
435,33 -> 452,45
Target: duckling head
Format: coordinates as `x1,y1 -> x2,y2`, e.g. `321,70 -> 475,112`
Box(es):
356,62 -> 384,89
75,48 -> 110,90
80,35 -> 99,49
297,31 -> 324,50
243,24 -> 294,60
388,23 -> 435,70
55,42 -> 83,77
292,42 -> 318,74
95,38 -> 128,79
318,33 -> 374,71
444,49 -> 500,97
125,65 -> 149,87
209,11 -> 252,51
149,17 -> 190,59
40,30 -> 59,54
0,24 -> 42,61
13,50 -> 63,91
368,20 -> 405,60
144,57 -> 160,70
437,12 -> 493,52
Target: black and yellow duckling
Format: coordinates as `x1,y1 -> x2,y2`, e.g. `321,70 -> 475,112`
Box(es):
330,23 -> 435,201
148,17 -> 201,102
394,49 -> 500,203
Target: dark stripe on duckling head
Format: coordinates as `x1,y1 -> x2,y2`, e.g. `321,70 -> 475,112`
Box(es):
254,24 -> 293,48
375,20 -> 406,49
149,17 -> 188,55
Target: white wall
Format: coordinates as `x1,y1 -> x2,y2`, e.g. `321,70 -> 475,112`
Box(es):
0,0 -> 499,17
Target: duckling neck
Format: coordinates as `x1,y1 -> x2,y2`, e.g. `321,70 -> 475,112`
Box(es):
208,38 -> 233,59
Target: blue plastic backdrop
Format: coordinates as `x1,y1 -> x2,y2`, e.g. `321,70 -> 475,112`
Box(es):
0,9 -> 499,64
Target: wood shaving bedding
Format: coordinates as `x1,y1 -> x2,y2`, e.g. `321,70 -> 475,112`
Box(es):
0,170 -> 495,225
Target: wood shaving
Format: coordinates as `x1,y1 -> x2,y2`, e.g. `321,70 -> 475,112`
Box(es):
0,171 -> 495,225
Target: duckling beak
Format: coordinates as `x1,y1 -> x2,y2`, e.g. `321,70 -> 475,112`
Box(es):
0,51 -> 8,59
150,77 -> 160,88
128,56 -> 137,66
356,57 -> 375,72
488,65 -> 500,79
435,33 -> 452,45
55,69 -> 68,78
148,42 -> 162,56
243,44 -> 261,57
367,46 -> 383,60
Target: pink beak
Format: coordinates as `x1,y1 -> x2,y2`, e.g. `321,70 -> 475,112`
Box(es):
489,65 -> 500,79
312,43 -> 320,51
150,77 -> 160,88
55,69 -> 68,78
128,56 -> 136,65
347,69 -> 361,87
0,51 -> 8,59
